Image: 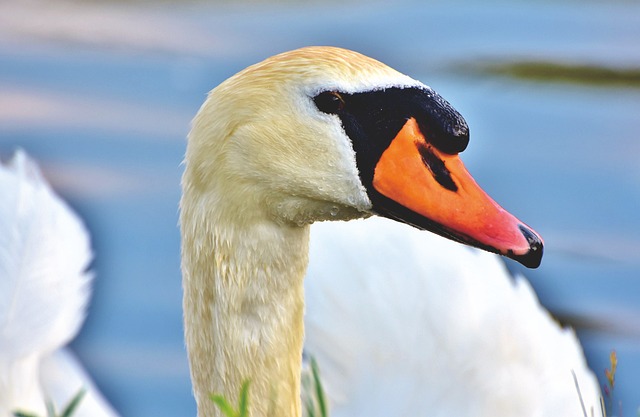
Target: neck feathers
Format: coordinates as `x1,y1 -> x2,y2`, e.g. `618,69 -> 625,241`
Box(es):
181,189 -> 310,417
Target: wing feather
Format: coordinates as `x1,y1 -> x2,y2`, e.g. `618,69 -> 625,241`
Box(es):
0,150 -> 92,361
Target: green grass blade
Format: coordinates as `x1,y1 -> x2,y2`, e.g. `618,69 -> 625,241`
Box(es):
45,400 -> 56,417
303,384 -> 315,417
238,380 -> 251,417
310,357 -> 327,417
13,412 -> 39,417
210,394 -> 238,417
60,389 -> 86,417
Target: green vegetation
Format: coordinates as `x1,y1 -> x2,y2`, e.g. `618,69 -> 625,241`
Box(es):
211,380 -> 252,417
302,357 -> 328,417
211,357 -> 329,417
13,389 -> 85,417
472,60 -> 640,88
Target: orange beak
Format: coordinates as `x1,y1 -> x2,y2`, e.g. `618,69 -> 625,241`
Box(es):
372,118 -> 543,268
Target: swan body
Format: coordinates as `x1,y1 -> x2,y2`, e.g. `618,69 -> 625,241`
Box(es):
0,151 -> 118,417
181,46 -> 547,417
305,217 -> 603,417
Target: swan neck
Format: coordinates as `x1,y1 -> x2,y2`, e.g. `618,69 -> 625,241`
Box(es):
181,202 -> 309,417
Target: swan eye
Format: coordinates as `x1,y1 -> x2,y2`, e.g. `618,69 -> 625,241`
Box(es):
313,91 -> 345,114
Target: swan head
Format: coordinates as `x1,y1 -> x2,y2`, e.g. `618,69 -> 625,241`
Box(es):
184,46 -> 543,268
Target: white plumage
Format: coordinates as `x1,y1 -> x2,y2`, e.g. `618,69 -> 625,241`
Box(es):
305,217 -> 603,417
0,150 -> 118,417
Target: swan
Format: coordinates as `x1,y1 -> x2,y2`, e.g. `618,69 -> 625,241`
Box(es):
0,150 -> 119,417
180,46 -> 550,417
305,217 -> 603,417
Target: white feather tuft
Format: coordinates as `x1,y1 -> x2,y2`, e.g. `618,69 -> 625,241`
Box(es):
0,150 -> 94,414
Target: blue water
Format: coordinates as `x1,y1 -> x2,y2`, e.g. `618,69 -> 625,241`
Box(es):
1,1 -> 638,415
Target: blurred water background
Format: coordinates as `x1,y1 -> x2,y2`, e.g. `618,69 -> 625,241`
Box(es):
0,0 -> 638,415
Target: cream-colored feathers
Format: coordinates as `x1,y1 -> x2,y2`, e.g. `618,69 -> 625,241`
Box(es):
181,47 -> 425,417
184,47 -> 422,228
